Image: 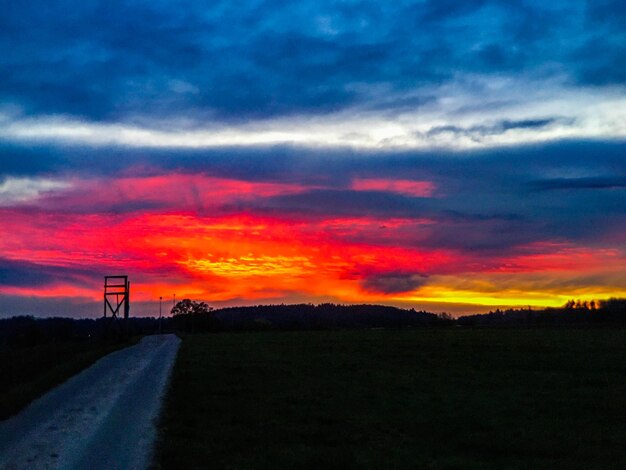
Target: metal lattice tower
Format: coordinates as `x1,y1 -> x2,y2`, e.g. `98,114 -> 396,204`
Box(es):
103,275 -> 130,320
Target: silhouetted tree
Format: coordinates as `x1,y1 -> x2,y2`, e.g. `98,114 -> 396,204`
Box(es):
171,299 -> 217,332
171,299 -> 213,316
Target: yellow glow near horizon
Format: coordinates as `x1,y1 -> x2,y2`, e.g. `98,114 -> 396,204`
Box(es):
395,288 -> 626,309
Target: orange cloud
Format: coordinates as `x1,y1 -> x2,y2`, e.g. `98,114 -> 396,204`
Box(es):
1,174 -> 624,315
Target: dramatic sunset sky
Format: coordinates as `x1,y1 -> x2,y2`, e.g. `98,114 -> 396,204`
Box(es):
1,1 -> 625,317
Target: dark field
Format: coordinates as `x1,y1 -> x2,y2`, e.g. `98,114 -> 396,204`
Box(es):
0,338 -> 136,420
156,329 -> 626,469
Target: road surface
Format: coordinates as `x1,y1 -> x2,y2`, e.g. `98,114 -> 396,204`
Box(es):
0,334 -> 180,470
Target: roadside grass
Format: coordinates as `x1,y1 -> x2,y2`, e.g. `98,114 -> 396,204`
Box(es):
0,337 -> 138,420
156,329 -> 626,469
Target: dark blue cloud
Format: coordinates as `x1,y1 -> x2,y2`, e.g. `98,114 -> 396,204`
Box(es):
0,258 -> 55,287
0,294 -> 97,318
255,189 -> 430,218
0,143 -> 67,175
361,272 -> 429,295
565,0 -> 626,83
425,118 -> 569,140
1,1 -> 623,122
0,258 -> 95,288
530,177 -> 626,191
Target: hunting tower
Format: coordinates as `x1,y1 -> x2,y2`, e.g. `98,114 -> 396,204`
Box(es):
103,275 -> 130,320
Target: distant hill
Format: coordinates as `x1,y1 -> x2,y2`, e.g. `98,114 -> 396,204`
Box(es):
211,303 -> 440,330
1,299 -> 625,346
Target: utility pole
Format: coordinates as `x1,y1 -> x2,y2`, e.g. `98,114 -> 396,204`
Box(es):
159,296 -> 163,335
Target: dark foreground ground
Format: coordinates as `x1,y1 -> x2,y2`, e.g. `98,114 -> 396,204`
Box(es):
0,338 -> 137,420
155,329 -> 626,469
0,335 -> 180,470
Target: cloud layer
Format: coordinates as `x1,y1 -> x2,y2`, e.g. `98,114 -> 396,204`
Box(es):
3,1 -> 626,121
1,142 -> 624,316
0,1 -> 624,316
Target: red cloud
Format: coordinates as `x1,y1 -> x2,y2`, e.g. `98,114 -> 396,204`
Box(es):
351,178 -> 436,197
1,173 -> 624,313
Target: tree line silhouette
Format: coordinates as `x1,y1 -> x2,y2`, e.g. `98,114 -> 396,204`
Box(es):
1,298 -> 625,346
457,298 -> 626,327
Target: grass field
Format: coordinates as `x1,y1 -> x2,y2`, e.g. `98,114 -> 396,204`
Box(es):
0,338 -> 137,420
156,329 -> 626,469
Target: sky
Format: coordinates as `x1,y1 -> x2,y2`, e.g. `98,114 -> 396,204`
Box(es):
1,0 -> 625,317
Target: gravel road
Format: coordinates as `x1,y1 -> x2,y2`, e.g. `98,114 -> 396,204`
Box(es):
0,334 -> 180,470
